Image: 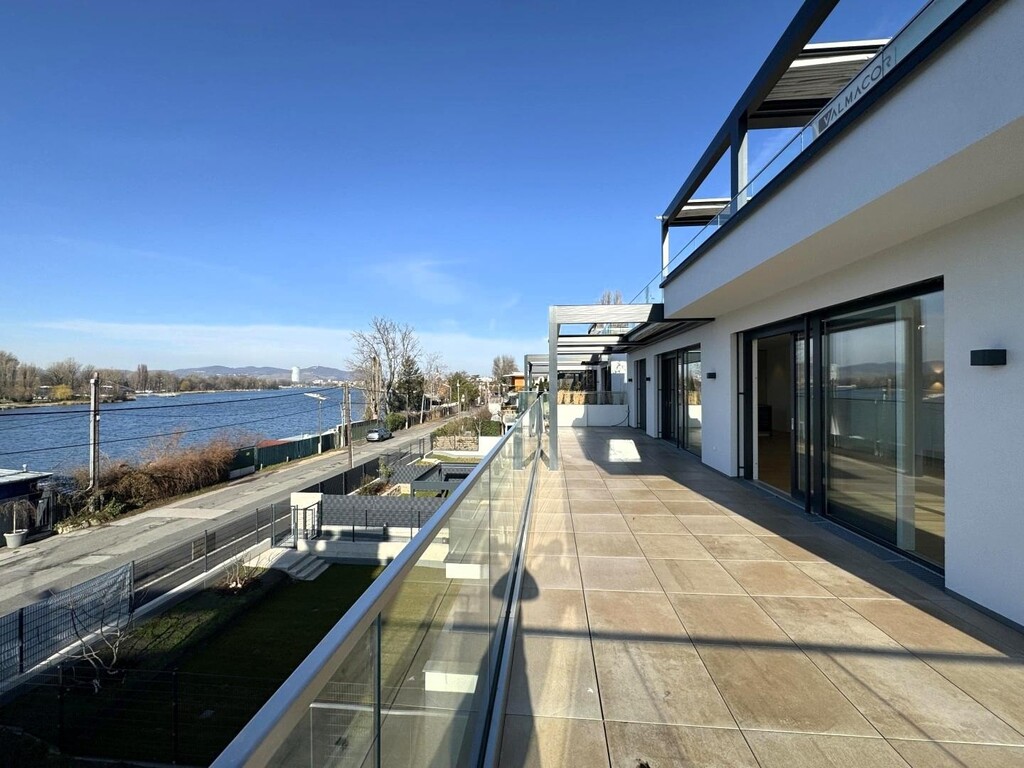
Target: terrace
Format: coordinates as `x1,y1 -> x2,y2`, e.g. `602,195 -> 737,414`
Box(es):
500,427 -> 1024,767
215,408 -> 1024,766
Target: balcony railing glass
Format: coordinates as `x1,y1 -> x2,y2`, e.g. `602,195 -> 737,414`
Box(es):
212,396 -> 546,768
631,0 -> 968,305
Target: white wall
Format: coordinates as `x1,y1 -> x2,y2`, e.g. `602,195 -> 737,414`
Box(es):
630,193 -> 1024,625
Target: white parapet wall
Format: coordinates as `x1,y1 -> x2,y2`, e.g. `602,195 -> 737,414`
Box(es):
557,404 -> 629,428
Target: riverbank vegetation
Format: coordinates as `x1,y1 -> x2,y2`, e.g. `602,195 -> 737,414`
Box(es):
0,351 -> 282,405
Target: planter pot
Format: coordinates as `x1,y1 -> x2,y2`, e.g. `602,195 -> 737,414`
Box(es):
4,531 -> 27,549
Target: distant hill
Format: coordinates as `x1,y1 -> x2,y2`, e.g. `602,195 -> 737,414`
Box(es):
172,365 -> 351,382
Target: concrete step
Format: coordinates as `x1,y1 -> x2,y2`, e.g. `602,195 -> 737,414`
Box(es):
283,553 -> 330,581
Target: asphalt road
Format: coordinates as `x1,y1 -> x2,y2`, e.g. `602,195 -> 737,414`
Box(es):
0,417 -> 452,615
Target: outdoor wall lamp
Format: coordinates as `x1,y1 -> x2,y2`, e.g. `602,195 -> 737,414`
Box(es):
970,349 -> 1007,366
706,371 -> 717,379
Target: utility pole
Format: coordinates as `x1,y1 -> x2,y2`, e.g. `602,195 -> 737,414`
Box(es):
88,374 -> 100,507
303,392 -> 327,454
344,384 -> 353,469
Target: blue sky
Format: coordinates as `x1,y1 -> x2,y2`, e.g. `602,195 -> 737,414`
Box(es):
0,0 -> 921,375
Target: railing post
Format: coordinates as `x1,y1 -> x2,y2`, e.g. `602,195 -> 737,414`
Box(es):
57,662 -> 65,753
255,509 -> 260,544
374,612 -> 382,768
17,607 -> 24,674
172,668 -> 179,764
271,506 -> 276,544
203,530 -> 209,572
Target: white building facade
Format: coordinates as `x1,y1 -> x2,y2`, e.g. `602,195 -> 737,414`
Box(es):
626,0 -> 1024,625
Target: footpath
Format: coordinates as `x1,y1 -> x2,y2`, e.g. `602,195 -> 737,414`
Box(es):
0,417 -> 447,616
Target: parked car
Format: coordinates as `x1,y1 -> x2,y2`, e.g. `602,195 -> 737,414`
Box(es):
366,425 -> 393,442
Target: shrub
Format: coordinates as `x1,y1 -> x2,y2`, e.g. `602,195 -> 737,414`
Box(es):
385,412 -> 406,432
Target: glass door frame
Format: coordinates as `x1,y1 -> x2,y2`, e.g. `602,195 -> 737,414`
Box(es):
739,277 -> 944,570
742,319 -> 811,508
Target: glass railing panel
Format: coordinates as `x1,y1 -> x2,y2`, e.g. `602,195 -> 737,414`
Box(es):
266,619 -> 379,767
377,462 -> 493,766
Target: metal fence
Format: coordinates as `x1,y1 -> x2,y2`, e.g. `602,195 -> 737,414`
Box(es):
0,564 -> 133,694
133,502 -> 293,610
3,667 -> 285,766
0,502 -> 293,697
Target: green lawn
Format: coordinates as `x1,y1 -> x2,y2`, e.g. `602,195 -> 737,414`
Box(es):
0,563 -> 383,767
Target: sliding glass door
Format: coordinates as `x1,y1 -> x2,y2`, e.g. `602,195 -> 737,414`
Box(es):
823,291 -> 945,566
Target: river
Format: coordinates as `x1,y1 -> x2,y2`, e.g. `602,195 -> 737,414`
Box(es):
0,387 -> 367,475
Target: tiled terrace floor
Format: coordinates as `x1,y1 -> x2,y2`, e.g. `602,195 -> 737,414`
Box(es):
499,427 -> 1024,768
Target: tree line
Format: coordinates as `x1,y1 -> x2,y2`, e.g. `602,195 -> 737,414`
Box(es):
0,352 -> 279,403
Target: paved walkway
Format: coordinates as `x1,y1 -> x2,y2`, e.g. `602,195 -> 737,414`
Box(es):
0,420 -> 441,615
500,427 -> 1024,768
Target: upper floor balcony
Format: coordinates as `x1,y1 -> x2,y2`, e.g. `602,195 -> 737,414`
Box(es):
632,0 -> 1013,312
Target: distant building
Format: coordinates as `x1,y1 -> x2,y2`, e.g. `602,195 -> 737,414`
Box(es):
291,366 -> 301,384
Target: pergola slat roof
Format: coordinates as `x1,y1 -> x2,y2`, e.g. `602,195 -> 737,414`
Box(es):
527,304 -> 713,381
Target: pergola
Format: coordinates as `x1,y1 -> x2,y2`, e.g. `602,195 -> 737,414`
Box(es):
538,304 -> 712,469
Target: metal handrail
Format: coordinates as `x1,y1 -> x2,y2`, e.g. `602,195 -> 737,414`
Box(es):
212,397 -> 545,767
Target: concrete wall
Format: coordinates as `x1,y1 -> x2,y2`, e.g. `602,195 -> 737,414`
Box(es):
557,404 -> 629,428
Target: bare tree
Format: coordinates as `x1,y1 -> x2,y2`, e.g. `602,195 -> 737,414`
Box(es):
599,289 -> 623,305
492,354 -> 517,395
45,358 -> 85,392
0,350 -> 18,400
348,317 -> 420,421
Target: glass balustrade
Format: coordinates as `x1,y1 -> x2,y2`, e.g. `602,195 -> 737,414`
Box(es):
212,397 -> 546,768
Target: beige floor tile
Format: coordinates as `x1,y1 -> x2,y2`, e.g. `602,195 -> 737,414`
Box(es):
744,732 -> 908,768
530,512 -> 573,534
730,515 -> 821,537
576,532 -> 644,558
532,498 -> 571,514
930,597 -> 1024,657
527,530 -> 576,551
585,591 -> 687,641
759,535 -> 832,561
608,488 -> 659,501
579,556 -> 663,592
571,514 -> 630,534
634,533 -> 713,560
602,477 -> 649,489
614,499 -> 671,515
499,715 -> 610,768
592,639 -> 735,727
794,562 -> 921,600
803,649 -> 1024,743
721,561 -> 834,597
564,476 -> 607,489
697,643 -> 878,736
668,594 -> 791,645
525,555 -> 583,591
568,487 -> 614,501
845,598 -> 1019,658
569,498 -> 622,515
662,500 -> 728,516
642,477 -> 689,490
651,559 -> 746,595
604,721 -> 758,768
519,587 -> 589,637
889,739 -> 1024,768
923,656 -> 1024,737
681,516 -> 757,536
623,515 -> 686,534
695,534 -> 787,561
755,595 -> 907,649
507,636 -> 602,719
652,489 -> 708,502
